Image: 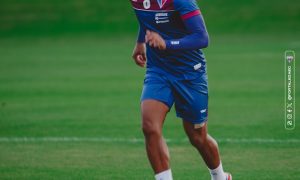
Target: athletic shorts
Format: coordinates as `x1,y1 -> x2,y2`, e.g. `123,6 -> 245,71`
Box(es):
141,72 -> 208,125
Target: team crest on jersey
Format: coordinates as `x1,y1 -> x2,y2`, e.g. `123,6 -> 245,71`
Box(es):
130,0 -> 174,11
156,0 -> 167,9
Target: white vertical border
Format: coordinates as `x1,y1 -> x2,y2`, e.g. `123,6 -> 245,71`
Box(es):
284,50 -> 296,130
294,50 -> 296,129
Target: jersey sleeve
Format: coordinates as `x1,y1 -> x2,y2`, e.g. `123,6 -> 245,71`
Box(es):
174,0 -> 201,20
165,15 -> 209,50
137,25 -> 146,43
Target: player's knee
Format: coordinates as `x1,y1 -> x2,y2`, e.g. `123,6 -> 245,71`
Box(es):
142,120 -> 161,138
189,133 -> 207,148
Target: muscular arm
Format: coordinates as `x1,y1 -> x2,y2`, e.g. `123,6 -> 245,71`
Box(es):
146,14 -> 209,51
165,14 -> 209,50
132,25 -> 147,67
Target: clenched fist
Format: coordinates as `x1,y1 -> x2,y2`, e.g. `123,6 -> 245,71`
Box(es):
145,30 -> 166,50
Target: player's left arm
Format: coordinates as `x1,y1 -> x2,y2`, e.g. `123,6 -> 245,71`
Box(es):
166,14 -> 209,50
146,14 -> 209,51
146,0 -> 209,50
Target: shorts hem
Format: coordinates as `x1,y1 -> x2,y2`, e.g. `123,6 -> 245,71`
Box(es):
141,98 -> 173,110
177,115 -> 208,125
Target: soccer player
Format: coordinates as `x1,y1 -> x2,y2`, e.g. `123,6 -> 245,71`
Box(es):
130,0 -> 232,179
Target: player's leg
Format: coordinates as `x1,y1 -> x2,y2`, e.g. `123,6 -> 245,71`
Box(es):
183,122 -> 220,168
172,77 -> 231,180
183,122 -> 231,180
141,99 -> 172,178
140,72 -> 174,179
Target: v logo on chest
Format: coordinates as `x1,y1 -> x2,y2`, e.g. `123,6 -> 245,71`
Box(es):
156,0 -> 167,9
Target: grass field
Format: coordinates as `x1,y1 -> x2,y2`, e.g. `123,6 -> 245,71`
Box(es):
0,0 -> 299,179
0,34 -> 299,179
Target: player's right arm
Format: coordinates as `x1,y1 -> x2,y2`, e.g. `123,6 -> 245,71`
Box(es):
132,26 -> 147,67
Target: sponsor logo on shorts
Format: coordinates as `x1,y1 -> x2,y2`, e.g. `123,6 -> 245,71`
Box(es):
200,109 -> 207,113
194,63 -> 202,70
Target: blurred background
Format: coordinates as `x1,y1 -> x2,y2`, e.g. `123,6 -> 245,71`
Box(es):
0,0 -> 299,179
0,0 -> 298,36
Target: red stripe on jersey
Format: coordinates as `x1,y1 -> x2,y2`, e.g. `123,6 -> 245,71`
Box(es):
181,10 -> 201,20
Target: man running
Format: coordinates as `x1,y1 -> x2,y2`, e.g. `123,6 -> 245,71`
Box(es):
130,0 -> 232,179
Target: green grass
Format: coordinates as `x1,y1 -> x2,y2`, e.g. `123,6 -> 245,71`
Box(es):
0,0 -> 299,179
0,34 -> 300,179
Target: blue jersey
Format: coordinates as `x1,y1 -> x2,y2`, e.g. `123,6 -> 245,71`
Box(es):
130,0 -> 208,80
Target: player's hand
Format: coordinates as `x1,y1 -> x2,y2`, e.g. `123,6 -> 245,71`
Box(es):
145,30 -> 166,50
132,42 -> 147,67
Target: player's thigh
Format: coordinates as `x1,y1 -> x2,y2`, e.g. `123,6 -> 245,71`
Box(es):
140,73 -> 174,131
141,99 -> 170,130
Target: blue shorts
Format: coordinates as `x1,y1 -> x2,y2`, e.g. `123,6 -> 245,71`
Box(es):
141,72 -> 208,125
